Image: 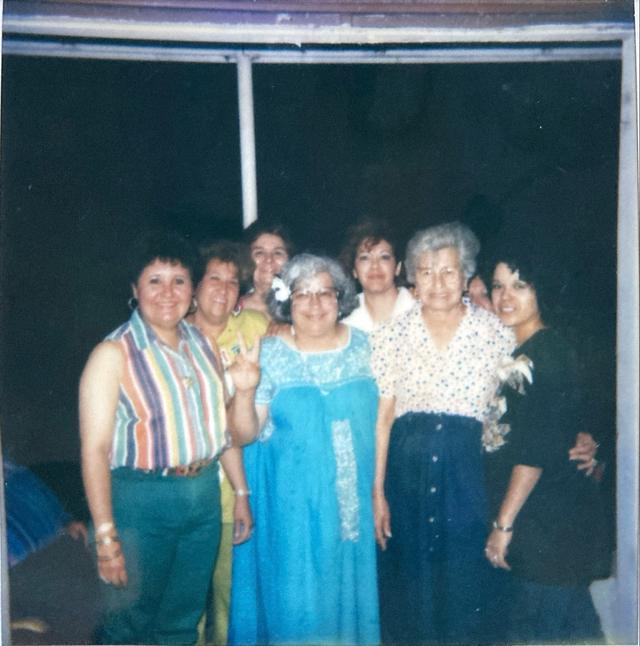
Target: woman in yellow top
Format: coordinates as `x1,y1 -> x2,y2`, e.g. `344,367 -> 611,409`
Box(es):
189,240 -> 267,645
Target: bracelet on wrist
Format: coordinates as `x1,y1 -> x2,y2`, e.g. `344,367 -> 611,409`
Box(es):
95,521 -> 115,536
235,488 -> 252,497
492,520 -> 513,533
95,535 -> 121,547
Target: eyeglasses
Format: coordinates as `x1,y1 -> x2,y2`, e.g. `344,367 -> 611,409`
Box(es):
291,288 -> 338,305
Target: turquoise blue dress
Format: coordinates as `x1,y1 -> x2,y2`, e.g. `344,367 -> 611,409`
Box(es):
228,329 -> 380,646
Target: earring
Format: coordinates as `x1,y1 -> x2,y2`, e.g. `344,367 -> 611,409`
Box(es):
128,297 -> 138,311
188,296 -> 198,315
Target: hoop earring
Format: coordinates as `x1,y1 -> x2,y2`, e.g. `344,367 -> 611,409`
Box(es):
187,296 -> 198,315
128,297 -> 138,311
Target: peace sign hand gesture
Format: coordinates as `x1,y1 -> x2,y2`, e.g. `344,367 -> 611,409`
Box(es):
228,332 -> 261,393
227,333 -> 261,445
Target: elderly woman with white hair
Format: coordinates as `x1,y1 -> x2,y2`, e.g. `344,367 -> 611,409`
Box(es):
371,222 -> 599,645
228,253 -> 380,646
371,222 -> 515,645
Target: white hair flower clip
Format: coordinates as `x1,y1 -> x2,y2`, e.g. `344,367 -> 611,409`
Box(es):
271,276 -> 291,302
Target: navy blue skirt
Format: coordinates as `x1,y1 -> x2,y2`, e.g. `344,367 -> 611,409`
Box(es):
378,412 -> 500,645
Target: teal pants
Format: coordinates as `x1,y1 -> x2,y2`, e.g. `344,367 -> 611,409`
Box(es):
97,464 -> 221,645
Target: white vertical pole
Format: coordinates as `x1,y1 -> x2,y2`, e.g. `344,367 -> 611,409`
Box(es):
237,54 -> 258,229
612,31 -> 639,646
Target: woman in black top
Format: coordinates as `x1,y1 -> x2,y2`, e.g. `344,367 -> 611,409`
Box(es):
483,247 -> 608,643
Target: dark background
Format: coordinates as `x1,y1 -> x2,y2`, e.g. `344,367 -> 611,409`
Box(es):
1,55 -> 620,472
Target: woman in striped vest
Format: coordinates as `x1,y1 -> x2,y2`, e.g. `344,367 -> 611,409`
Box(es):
79,230 -> 255,645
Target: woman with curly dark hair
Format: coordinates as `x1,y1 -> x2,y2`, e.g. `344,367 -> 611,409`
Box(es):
483,243 -> 608,643
79,230 -> 254,645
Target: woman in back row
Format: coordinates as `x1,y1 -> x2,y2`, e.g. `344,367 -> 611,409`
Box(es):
341,219 -> 415,332
239,220 -> 293,317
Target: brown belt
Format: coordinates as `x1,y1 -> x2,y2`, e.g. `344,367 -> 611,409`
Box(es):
159,459 -> 214,478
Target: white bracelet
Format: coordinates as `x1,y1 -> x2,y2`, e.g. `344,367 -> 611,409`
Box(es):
235,489 -> 252,497
96,535 -> 120,547
492,520 -> 513,533
96,521 -> 115,536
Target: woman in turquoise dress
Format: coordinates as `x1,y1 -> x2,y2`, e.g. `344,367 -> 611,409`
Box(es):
228,253 -> 380,646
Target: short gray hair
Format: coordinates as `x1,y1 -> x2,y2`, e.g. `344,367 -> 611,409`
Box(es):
405,221 -> 480,283
267,253 -> 358,323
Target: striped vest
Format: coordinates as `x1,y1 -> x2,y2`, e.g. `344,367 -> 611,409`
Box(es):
107,310 -> 228,469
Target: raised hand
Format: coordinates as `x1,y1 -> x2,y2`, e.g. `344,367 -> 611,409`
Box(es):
228,332 -> 261,393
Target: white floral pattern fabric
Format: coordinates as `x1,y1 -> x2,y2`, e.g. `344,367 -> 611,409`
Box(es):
370,303 -> 515,421
331,419 -> 360,541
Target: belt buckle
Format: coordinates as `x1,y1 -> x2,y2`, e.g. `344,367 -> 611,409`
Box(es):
161,459 -> 210,478
181,460 -> 206,477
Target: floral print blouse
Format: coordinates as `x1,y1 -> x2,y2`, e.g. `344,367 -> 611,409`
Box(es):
370,302 -> 515,421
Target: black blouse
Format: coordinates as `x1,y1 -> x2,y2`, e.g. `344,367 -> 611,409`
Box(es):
484,328 -> 608,585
